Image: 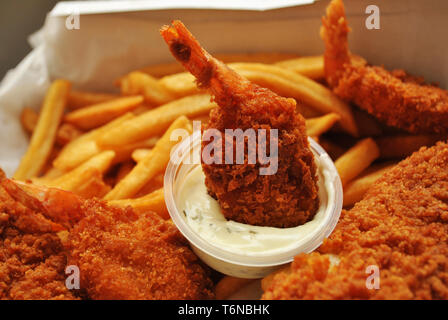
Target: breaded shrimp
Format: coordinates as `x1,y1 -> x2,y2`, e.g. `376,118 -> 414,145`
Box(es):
1,176 -> 214,300
263,141 -> 448,299
321,0 -> 448,134
0,171 -> 76,300
161,21 -> 319,228
66,201 -> 214,300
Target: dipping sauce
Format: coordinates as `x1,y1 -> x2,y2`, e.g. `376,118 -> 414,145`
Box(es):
166,134 -> 342,277
176,160 -> 335,257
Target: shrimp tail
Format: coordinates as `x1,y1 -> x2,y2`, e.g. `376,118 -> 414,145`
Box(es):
1,179 -> 84,229
160,20 -> 252,110
160,20 -> 213,87
160,20 -> 320,228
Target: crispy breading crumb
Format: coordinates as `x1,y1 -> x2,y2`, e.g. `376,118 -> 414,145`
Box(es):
0,184 -> 76,300
263,142 -> 448,299
161,20 -> 319,228
67,200 -> 215,300
322,0 -> 448,134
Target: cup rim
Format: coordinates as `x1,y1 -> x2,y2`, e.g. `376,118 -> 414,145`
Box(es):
164,131 -> 343,268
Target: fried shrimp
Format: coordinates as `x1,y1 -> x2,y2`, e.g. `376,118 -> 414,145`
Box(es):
263,141 -> 448,299
1,176 -> 214,300
161,21 -> 319,228
321,0 -> 448,134
0,171 -> 76,300
67,201 -> 214,300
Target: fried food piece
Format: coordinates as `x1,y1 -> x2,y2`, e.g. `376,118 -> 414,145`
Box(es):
67,202 -> 213,300
214,276 -> 254,300
0,172 -> 76,300
321,0 -> 448,134
262,141 -> 448,299
14,80 -> 70,180
161,21 -> 319,228
1,177 -> 214,300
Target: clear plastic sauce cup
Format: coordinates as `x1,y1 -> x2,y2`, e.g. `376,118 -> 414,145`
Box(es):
164,131 -> 343,279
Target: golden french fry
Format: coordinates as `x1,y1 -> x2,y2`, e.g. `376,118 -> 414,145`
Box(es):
109,188 -> 168,219
210,52 -> 300,64
141,52 -> 299,77
116,161 -> 135,183
375,134 -> 442,160
261,263 -> 292,292
296,103 -> 322,118
73,169 -> 111,198
67,91 -> 119,110
112,137 -> 158,165
53,112 -> 134,171
305,113 -> 340,137
215,276 -> 254,300
104,116 -> 192,200
229,63 -> 358,136
118,71 -> 176,105
48,151 -> 115,191
275,55 -> 324,80
55,139 -> 99,172
131,148 -> 152,162
40,146 -> 62,177
335,138 -> 380,186
40,167 -> 65,180
157,63 -> 357,135
158,73 -> 199,97
96,94 -> 214,149
56,123 -> 83,146
134,173 -> 164,198
64,95 -> 144,130
343,163 -> 396,207
31,166 -> 65,186
14,80 -> 71,180
159,64 -> 357,136
20,107 -> 38,134
141,62 -> 189,79
132,104 -> 152,115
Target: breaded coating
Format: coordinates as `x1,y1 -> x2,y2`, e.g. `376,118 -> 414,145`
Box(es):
161,21 -> 319,228
321,0 -> 448,134
263,141 -> 448,299
0,181 -> 76,300
66,200 -> 214,300
1,176 -> 214,300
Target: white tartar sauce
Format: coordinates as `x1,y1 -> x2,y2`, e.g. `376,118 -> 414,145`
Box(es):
176,163 -> 335,257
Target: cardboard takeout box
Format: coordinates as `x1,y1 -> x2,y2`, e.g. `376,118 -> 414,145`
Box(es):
0,0 -> 447,299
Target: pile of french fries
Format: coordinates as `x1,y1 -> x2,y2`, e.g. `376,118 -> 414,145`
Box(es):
14,52 -> 442,299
